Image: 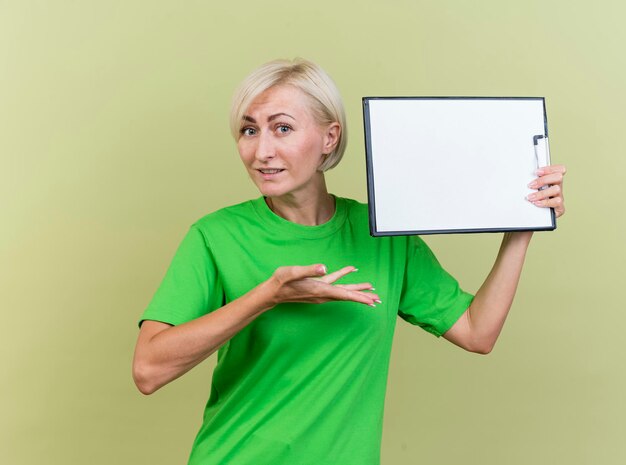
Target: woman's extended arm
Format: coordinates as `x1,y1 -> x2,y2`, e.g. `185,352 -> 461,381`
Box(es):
442,231 -> 532,354
132,265 -> 379,395
442,164 -> 566,354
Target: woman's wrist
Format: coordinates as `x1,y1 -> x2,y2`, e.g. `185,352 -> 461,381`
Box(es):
502,231 -> 533,249
247,279 -> 280,315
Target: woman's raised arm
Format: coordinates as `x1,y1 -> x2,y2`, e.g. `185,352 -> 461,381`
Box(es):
442,231 -> 532,354
442,164 -> 566,354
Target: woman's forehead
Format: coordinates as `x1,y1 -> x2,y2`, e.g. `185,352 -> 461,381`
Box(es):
245,85 -> 313,120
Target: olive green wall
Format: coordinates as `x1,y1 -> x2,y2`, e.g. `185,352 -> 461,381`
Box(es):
2,1 -> 624,464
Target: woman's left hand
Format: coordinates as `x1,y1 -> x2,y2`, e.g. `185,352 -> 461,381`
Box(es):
526,164 -> 567,218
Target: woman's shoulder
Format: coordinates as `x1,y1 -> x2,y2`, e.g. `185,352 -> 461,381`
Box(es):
339,196 -> 372,226
191,198 -> 261,231
338,196 -> 411,245
338,196 -> 367,213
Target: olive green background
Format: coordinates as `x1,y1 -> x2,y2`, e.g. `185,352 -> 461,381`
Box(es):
1,1 -> 624,464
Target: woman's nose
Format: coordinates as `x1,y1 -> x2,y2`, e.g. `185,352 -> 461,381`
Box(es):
255,133 -> 275,162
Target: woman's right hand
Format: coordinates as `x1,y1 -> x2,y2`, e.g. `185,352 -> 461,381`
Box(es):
264,264 -> 380,308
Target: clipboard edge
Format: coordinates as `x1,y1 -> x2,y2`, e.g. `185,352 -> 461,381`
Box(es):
369,224 -> 557,237
362,98 -> 378,235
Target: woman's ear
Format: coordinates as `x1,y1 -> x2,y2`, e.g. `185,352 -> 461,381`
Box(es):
322,122 -> 341,154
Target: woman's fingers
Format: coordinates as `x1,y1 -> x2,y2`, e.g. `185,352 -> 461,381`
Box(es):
529,195 -> 565,216
318,268 -> 381,304
271,265 -> 381,307
318,266 -> 358,284
528,172 -> 564,190
273,264 -> 327,284
536,164 -> 567,176
336,283 -> 375,292
528,164 -> 566,189
325,286 -> 381,307
526,164 -> 567,218
275,264 -> 359,285
526,184 -> 561,202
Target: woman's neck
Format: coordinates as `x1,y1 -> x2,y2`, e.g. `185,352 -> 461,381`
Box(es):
265,179 -> 335,226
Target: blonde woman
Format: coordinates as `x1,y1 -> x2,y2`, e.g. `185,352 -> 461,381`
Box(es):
133,58 -> 566,465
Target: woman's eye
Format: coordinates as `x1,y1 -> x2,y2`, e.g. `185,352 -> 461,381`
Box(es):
276,125 -> 292,134
241,127 -> 256,136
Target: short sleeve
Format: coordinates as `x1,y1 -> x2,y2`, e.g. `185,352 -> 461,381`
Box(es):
139,225 -> 224,327
397,236 -> 474,337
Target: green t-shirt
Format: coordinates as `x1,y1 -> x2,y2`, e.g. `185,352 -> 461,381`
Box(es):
140,196 -> 473,465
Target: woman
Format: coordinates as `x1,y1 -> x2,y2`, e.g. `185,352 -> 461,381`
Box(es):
133,58 -> 566,464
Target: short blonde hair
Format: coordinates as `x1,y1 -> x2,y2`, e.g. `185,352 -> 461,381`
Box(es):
229,58 -> 347,171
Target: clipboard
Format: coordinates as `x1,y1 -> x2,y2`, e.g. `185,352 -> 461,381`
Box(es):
362,97 -> 556,236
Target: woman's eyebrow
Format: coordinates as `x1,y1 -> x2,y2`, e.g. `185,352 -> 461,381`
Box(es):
268,112 -> 295,122
242,112 -> 296,124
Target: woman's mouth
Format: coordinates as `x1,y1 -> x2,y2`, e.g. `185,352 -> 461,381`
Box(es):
257,168 -> 285,179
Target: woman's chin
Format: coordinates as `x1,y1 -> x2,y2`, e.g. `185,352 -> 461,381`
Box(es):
255,183 -> 290,199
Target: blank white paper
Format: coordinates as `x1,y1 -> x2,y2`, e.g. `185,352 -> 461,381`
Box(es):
364,97 -> 555,235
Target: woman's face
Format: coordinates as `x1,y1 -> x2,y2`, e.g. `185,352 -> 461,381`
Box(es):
237,85 -> 339,200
